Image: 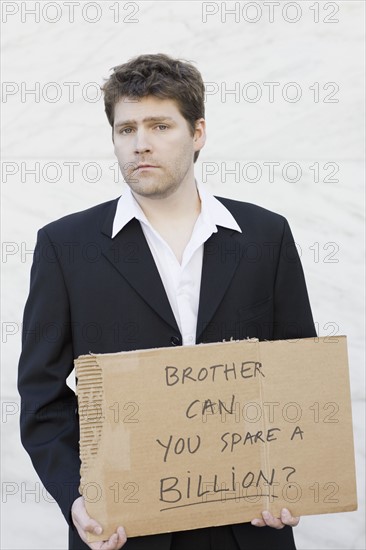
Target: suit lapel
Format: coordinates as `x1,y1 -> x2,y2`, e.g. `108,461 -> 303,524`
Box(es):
196,227 -> 245,342
99,198 -> 245,343
100,204 -> 180,334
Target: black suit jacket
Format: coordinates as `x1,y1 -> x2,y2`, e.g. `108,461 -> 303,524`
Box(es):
18,195 -> 316,550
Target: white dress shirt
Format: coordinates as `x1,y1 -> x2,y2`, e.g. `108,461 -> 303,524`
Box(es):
112,182 -> 242,345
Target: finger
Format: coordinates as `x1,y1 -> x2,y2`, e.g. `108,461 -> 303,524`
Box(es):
86,523 -> 103,536
75,517 -> 103,538
72,505 -> 103,536
280,508 -> 300,527
261,511 -> 285,529
90,528 -> 127,550
101,533 -> 119,550
116,527 -> 127,548
251,518 -> 266,527
90,535 -> 117,550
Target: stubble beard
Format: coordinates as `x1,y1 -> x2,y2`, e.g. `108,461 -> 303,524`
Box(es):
122,161 -> 192,200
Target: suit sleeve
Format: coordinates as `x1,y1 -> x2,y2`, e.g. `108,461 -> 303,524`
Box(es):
273,218 -> 317,340
18,227 -> 81,524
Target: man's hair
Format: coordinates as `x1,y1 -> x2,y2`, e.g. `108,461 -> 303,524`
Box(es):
101,53 -> 205,162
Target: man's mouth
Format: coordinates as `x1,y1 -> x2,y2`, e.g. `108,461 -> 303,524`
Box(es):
135,164 -> 158,171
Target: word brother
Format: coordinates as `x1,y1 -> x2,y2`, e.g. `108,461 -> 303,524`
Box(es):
165,361 -> 265,386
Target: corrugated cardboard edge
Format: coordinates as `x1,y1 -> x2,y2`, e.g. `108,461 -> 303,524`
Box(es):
75,354 -> 103,493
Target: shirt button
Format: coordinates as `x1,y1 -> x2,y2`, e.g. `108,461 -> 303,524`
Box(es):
170,336 -> 181,346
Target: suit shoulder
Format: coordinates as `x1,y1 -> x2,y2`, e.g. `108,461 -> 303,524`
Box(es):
215,195 -> 287,228
39,197 -> 119,239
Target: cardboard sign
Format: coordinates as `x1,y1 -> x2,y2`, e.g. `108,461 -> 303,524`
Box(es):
75,336 -> 357,541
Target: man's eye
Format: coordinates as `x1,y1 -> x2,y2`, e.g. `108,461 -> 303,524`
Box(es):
156,124 -> 168,130
119,127 -> 133,134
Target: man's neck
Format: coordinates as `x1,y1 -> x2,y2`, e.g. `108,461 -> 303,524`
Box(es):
131,177 -> 201,264
131,176 -> 201,228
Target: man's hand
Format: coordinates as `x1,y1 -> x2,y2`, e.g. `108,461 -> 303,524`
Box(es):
71,496 -> 127,549
251,508 -> 300,529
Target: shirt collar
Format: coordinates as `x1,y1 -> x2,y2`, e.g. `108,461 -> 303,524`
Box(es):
112,180 -> 242,238
197,181 -> 242,234
112,184 -> 150,238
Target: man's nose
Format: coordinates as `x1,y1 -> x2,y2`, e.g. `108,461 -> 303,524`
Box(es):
134,129 -> 152,154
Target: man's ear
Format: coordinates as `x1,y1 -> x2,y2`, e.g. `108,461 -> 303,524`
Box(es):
194,118 -> 206,152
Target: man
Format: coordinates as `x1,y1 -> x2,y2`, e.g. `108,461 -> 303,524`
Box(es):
18,53 -> 316,550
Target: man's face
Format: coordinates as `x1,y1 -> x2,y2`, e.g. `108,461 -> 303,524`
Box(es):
113,95 -> 205,199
